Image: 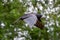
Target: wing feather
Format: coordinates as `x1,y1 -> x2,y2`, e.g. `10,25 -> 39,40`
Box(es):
24,14 -> 37,28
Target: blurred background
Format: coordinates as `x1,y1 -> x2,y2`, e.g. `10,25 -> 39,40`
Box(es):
0,0 -> 60,40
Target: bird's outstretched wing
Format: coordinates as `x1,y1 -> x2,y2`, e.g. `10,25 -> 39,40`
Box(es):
24,14 -> 37,28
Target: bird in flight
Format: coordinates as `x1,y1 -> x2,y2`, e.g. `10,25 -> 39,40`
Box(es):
14,12 -> 44,29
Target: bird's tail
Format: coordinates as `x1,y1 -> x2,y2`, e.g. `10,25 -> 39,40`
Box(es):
12,17 -> 22,24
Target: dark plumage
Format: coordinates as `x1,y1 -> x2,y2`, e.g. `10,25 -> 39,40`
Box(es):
36,14 -> 42,21
35,20 -> 44,29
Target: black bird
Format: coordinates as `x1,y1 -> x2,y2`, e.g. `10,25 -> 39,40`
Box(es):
14,13 -> 44,29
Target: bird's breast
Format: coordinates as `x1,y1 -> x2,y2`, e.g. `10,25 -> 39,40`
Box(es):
35,20 -> 44,29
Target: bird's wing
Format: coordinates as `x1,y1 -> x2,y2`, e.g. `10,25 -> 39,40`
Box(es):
24,14 -> 37,28
20,14 -> 31,20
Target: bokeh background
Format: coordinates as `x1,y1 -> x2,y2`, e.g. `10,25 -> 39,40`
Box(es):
0,0 -> 60,40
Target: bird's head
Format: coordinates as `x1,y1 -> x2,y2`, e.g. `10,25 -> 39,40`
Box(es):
36,14 -> 42,18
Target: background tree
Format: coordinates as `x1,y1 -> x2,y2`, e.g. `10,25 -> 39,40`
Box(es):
0,0 -> 60,40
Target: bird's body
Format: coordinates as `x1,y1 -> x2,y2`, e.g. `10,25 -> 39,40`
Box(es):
19,13 -> 44,29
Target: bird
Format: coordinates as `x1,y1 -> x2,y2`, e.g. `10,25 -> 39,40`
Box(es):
14,12 -> 44,29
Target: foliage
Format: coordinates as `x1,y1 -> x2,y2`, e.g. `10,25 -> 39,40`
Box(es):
0,0 -> 60,40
